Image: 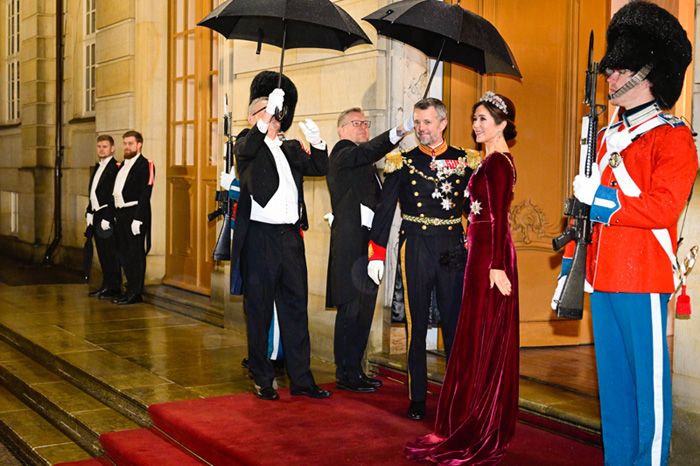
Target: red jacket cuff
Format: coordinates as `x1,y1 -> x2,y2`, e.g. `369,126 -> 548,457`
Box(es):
368,240 -> 386,261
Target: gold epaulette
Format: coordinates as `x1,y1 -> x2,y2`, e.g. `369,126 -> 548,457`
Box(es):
384,151 -> 404,174
462,148 -> 482,170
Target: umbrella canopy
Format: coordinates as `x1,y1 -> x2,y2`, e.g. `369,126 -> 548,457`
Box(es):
364,0 -> 521,95
199,0 -> 371,52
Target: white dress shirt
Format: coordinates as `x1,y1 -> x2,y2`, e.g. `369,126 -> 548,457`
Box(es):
90,156 -> 113,211
250,137 -> 299,224
113,153 -> 141,208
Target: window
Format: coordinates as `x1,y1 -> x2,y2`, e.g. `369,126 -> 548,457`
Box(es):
6,0 -> 20,121
84,0 -> 96,113
0,191 -> 19,235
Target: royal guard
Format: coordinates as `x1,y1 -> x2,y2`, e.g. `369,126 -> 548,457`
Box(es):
552,2 -> 697,464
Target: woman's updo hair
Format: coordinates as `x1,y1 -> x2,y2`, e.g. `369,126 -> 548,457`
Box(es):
471,92 -> 517,142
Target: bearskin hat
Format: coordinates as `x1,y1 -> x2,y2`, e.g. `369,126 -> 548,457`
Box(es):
249,71 -> 298,132
599,1 -> 691,109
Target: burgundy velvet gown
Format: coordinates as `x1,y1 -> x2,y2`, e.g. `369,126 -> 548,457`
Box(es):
405,151 -> 519,465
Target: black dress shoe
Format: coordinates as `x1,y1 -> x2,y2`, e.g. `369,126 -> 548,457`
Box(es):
88,287 -> 107,297
290,385 -> 332,399
336,379 -> 377,393
98,289 -> 122,300
407,401 -> 426,420
360,372 -> 383,388
254,385 -> 279,401
113,294 -> 143,305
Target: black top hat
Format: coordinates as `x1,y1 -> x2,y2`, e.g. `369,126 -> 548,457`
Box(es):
599,1 -> 692,109
249,71 -> 298,132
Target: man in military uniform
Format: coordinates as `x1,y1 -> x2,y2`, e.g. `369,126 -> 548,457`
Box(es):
112,130 -> 155,305
367,98 -> 477,420
326,107 -> 411,393
553,3 -> 697,464
232,71 -> 330,401
86,135 -> 121,299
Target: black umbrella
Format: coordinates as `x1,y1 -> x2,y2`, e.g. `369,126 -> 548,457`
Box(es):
198,0 -> 372,90
82,225 -> 93,281
363,0 -> 521,98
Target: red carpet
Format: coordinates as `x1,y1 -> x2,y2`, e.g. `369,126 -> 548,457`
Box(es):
143,378 -> 603,466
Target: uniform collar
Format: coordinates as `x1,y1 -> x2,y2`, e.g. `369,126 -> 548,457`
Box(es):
622,100 -> 661,128
418,139 -> 448,157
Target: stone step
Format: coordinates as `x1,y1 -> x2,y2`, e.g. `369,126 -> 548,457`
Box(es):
0,385 -> 100,465
143,284 -> 224,327
0,340 -> 139,459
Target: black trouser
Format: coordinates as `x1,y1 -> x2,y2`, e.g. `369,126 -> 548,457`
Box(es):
400,233 -> 465,402
115,207 -> 146,297
334,269 -> 378,382
241,221 -> 315,391
93,216 -> 121,291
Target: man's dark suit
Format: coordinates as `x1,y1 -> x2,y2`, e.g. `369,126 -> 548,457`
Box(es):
114,154 -> 154,299
233,124 -> 328,391
326,131 -> 396,382
86,157 -> 120,292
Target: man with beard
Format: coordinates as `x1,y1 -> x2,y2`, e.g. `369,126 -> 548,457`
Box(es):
326,107 -> 411,393
553,3 -> 697,464
367,98 -> 476,420
86,135 -> 121,299
232,71 -> 330,401
112,130 -> 155,305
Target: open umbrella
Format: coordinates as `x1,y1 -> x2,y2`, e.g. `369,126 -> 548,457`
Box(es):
363,0 -> 521,97
198,0 -> 372,91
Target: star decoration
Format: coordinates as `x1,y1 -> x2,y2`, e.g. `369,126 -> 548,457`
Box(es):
441,198 -> 455,211
470,199 -> 482,216
440,181 -> 453,194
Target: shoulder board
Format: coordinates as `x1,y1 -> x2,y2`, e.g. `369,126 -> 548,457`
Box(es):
384,151 -> 405,174
461,148 -> 481,170
658,113 -> 686,128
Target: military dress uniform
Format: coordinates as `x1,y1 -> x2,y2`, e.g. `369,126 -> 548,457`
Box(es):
368,141 -> 477,404
561,102 -> 697,465
86,156 -> 121,295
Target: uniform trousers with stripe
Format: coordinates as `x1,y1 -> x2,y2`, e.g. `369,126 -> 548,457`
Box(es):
591,292 -> 672,466
114,206 -> 146,297
241,221 -> 315,391
401,233 -> 465,402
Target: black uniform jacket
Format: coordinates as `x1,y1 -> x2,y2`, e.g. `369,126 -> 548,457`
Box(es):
116,154 -> 154,225
326,130 -> 396,306
86,157 -> 119,224
231,124 -> 329,271
369,144 -> 473,250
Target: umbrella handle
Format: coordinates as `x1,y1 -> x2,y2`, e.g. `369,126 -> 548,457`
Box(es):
423,39 -> 446,99
274,22 -> 287,121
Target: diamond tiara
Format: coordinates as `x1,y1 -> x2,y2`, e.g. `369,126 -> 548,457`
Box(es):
479,91 -> 508,115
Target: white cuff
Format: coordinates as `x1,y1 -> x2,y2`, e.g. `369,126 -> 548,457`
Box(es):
389,127 -> 402,145
311,141 -> 326,151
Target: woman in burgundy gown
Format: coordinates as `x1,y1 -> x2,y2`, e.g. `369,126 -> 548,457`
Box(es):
406,92 -> 519,465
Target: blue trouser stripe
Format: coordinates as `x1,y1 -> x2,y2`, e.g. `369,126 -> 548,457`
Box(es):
591,292 -> 672,466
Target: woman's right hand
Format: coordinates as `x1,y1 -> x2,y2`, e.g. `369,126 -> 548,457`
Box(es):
489,269 -> 512,296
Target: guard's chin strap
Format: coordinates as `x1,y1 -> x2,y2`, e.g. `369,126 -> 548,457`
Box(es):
607,64 -> 653,100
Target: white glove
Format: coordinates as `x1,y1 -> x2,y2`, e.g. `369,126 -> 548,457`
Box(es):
220,170 -> 235,190
265,88 -> 285,116
131,220 -> 142,236
323,212 -> 334,227
551,276 -> 566,310
573,163 -> 601,206
367,260 -> 384,285
298,119 -> 322,146
100,219 -> 111,230
86,213 -> 93,226
402,114 -> 414,133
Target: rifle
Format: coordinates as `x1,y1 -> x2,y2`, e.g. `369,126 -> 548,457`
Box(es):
552,32 -> 605,319
209,94 -> 234,261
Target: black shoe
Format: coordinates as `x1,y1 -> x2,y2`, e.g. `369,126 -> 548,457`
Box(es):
98,289 -> 121,300
360,372 -> 383,388
113,294 -> 143,305
336,379 -> 377,393
407,401 -> 426,420
88,287 -> 107,297
290,385 -> 332,399
254,385 -> 279,401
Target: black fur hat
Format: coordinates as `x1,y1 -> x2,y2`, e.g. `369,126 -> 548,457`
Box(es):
249,71 -> 298,132
599,1 -> 692,109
